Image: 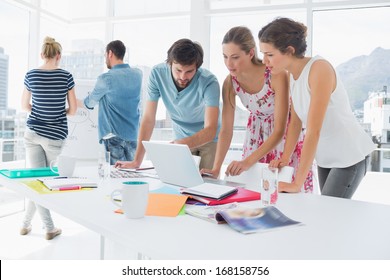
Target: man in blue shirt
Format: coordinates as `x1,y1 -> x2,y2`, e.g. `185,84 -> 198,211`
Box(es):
83,40 -> 142,164
115,39 -> 220,169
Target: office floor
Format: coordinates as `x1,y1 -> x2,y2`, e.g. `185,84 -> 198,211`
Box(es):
0,171 -> 389,260
0,209 -> 101,260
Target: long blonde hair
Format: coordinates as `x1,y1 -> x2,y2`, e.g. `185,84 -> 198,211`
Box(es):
41,36 -> 62,59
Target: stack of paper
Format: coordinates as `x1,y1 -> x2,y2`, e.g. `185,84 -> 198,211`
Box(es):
180,183 -> 238,199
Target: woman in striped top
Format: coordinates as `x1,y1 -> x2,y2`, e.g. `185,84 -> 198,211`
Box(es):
20,37 -> 77,240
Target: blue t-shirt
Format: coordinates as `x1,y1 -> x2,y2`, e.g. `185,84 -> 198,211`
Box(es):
24,68 -> 75,140
148,63 -> 220,141
84,64 -> 142,142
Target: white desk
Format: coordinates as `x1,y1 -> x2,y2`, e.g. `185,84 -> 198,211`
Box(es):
1,166 -> 390,260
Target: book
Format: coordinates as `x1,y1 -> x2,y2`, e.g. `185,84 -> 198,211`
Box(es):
186,204 -> 302,234
181,183 -> 238,199
185,187 -> 260,206
38,177 -> 97,191
180,183 -> 238,199
185,203 -> 239,224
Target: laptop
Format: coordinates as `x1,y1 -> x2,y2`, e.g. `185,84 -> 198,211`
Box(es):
142,141 -> 242,189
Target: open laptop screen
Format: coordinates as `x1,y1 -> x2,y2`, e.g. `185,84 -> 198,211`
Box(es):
142,141 -> 204,188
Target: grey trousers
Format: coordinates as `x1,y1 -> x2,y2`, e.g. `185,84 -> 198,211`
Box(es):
317,155 -> 370,199
22,129 -> 64,231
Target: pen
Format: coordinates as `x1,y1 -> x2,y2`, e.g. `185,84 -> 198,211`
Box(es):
56,185 -> 81,191
202,172 -> 213,177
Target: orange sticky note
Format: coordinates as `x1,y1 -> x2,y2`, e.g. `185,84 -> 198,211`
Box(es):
145,193 -> 187,217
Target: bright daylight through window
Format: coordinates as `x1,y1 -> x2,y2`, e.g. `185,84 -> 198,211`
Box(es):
0,0 -> 389,172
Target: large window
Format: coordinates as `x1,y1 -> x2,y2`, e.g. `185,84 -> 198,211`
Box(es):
1,0 -> 389,166
0,0 -> 29,111
313,7 -> 390,111
114,0 -> 190,16
0,0 -> 29,162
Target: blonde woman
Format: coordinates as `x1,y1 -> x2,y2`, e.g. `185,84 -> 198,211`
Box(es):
20,37 -> 77,240
202,26 -> 315,193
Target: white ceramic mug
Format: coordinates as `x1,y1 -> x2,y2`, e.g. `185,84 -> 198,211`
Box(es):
111,181 -> 149,219
50,155 -> 76,177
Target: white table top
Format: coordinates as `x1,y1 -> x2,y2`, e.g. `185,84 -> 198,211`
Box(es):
2,165 -> 390,260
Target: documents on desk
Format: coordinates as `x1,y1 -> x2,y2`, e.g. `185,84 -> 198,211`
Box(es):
185,203 -> 238,224
186,204 -> 302,234
180,183 -> 238,199
184,187 -> 260,206
38,177 -> 98,191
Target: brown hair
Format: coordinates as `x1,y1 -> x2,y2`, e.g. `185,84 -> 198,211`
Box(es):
166,39 -> 203,68
258,17 -> 307,58
222,26 -> 262,107
106,40 -> 126,60
222,26 -> 262,65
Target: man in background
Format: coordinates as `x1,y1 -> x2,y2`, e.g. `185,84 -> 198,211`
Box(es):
82,40 -> 142,164
115,38 -> 220,170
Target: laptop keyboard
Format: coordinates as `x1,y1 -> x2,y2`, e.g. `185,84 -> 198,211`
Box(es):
110,169 -> 144,178
110,169 -> 158,179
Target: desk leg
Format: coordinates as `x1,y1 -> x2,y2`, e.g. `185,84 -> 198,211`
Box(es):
100,235 -> 105,260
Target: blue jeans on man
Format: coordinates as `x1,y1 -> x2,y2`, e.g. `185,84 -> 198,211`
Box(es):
103,136 -> 137,165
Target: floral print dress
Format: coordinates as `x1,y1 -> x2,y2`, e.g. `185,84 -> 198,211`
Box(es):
232,68 -> 315,193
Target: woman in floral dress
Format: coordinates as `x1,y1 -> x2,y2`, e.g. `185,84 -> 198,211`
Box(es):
201,26 -> 314,193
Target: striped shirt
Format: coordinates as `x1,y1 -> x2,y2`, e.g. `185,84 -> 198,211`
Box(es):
24,69 -> 75,140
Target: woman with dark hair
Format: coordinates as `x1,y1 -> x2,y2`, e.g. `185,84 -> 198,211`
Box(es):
260,18 -> 375,198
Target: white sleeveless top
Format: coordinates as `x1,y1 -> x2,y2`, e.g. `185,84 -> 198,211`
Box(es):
291,56 -> 375,168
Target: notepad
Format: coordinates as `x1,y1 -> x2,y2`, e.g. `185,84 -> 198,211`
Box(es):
181,183 -> 238,200
38,178 -> 97,191
186,187 -> 260,206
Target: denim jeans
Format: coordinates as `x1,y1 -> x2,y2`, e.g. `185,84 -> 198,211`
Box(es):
22,129 -> 64,231
317,155 -> 370,199
103,136 -> 137,165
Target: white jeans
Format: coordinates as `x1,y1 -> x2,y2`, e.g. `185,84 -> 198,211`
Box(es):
22,129 -> 64,231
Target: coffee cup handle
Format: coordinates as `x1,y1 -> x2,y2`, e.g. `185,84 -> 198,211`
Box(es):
110,190 -> 122,208
49,159 -> 59,174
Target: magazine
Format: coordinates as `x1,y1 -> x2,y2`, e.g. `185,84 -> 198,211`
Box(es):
186,204 -> 302,234
185,203 -> 239,224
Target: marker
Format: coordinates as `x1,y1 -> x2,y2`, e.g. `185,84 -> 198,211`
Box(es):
57,186 -> 81,191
